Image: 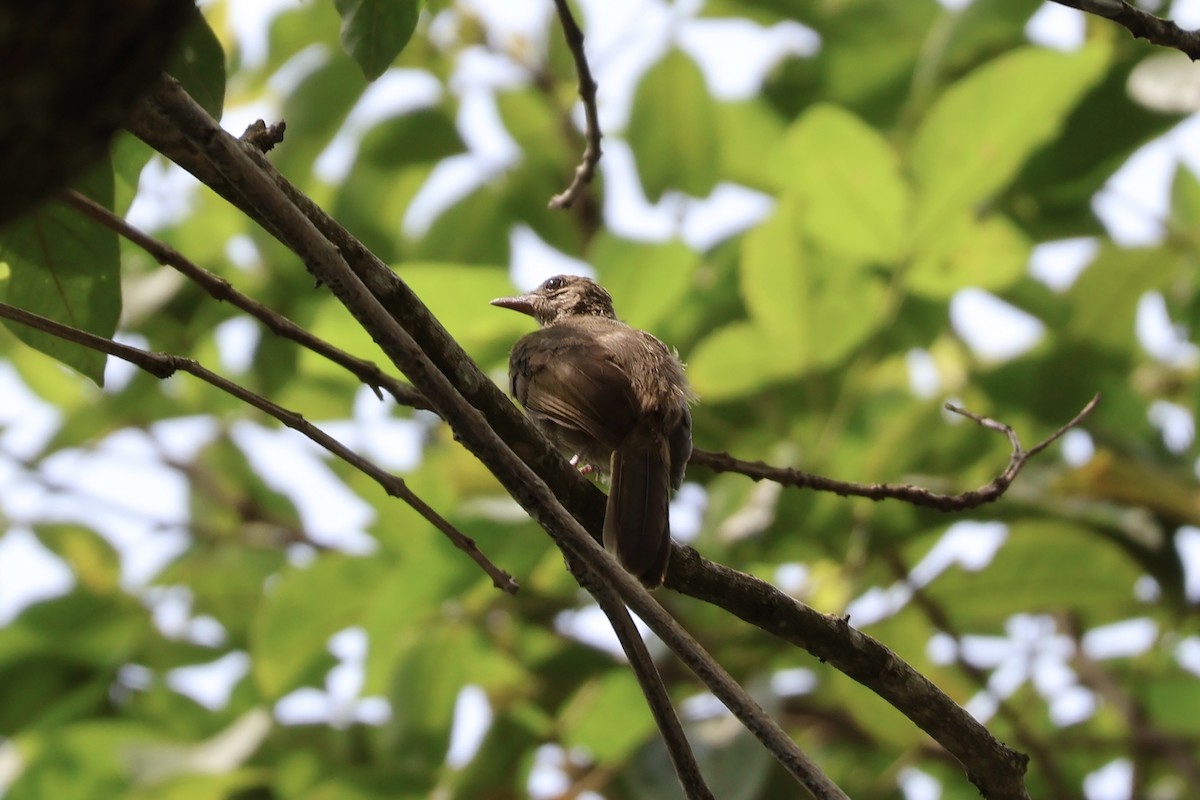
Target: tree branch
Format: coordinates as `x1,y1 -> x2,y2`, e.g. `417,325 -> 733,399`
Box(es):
1050,0 -> 1200,59
548,0 -> 602,210
689,396 -> 1099,511
130,75 -> 845,799
126,77 -> 1029,799
0,301 -> 518,594
60,189 -> 431,411
589,585 -> 713,799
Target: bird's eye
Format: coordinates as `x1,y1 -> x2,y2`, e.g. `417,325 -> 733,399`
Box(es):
542,276 -> 565,292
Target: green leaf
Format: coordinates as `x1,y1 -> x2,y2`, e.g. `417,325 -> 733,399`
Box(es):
909,44 -> 1109,245
738,193 -> 888,371
561,670 -> 657,763
167,6 -> 227,119
627,49 -> 720,201
333,0 -> 421,81
251,555 -> 388,699
687,321 -> 796,401
400,263 -> 533,361
384,624 -> 470,769
922,520 -> 1145,629
1065,246 -> 1180,350
715,98 -> 787,191
592,237 -> 700,331
775,103 -> 909,261
359,107 -> 465,167
906,212 -> 1030,298
0,161 -> 120,385
1169,163 -> 1200,234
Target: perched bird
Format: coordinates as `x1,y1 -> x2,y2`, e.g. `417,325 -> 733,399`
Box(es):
491,275 -> 694,588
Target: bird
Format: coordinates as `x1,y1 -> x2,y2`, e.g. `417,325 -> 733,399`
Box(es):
491,275 -> 694,588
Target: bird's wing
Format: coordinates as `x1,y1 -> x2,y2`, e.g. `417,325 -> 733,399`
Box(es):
513,328 -> 639,451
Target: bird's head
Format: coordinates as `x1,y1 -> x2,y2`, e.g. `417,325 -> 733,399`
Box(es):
490,274 -> 617,326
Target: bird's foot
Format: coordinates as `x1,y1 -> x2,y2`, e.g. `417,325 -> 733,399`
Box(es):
569,454 -> 600,476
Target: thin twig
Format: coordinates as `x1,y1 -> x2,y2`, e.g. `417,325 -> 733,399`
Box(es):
136,76 -> 845,799
60,189 -> 431,411
690,395 -> 1100,511
548,0 -> 602,210
590,586 -> 713,799
1050,0 -> 1200,59
0,300 -> 518,594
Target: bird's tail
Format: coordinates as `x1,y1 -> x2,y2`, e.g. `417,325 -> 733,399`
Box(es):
604,425 -> 672,588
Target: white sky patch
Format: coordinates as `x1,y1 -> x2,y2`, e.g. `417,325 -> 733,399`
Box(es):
231,421 -> 377,553
1176,526 -> 1200,603
1137,292 -> 1200,367
527,744 -> 572,799
447,685 -> 493,768
898,765 -> 942,800
0,528 -> 74,624
680,18 -> 819,101
1060,429 -> 1095,466
1093,138 -> 1173,247
124,156 -> 201,232
105,331 -> 150,393
906,348 -> 941,398
225,234 -> 262,272
669,482 -> 707,544
316,386 -> 426,473
214,316 -> 261,375
314,69 -> 444,184
597,139 -> 680,241
509,226 -> 595,289
1050,685 -> 1096,726
1175,0 -> 1200,29
555,602 -> 647,658
1028,237 -> 1099,292
1177,636 -> 1200,675
1084,759 -> 1133,800
681,183 -> 774,251
770,667 -> 817,696
774,562 -> 809,595
151,416 -> 221,463
1082,618 -> 1158,660
225,0 -> 296,68
1025,2 -> 1086,51
950,289 -> 1046,361
1148,400 -> 1195,452
0,361 -> 61,457
167,651 -> 251,711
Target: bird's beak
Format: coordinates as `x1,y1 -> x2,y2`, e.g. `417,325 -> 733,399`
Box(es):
490,294 -> 537,317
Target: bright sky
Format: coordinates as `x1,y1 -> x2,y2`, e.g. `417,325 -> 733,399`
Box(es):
4,2 -> 1200,798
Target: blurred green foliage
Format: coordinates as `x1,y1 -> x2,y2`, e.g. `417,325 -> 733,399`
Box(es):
0,1 -> 1198,799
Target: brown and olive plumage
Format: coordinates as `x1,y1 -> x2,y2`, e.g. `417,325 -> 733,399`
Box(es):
491,275 -> 693,588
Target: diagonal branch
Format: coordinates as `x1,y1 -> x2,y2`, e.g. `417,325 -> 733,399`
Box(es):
1050,0 -> 1200,59
127,78 -> 1031,799
589,585 -> 713,799
132,75 -> 845,800
690,396 -> 1100,511
0,300 -> 518,594
548,0 -> 603,210
60,189 -> 431,411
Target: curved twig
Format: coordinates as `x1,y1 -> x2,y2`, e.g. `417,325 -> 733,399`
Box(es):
548,0 -> 602,210
689,395 -> 1100,511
